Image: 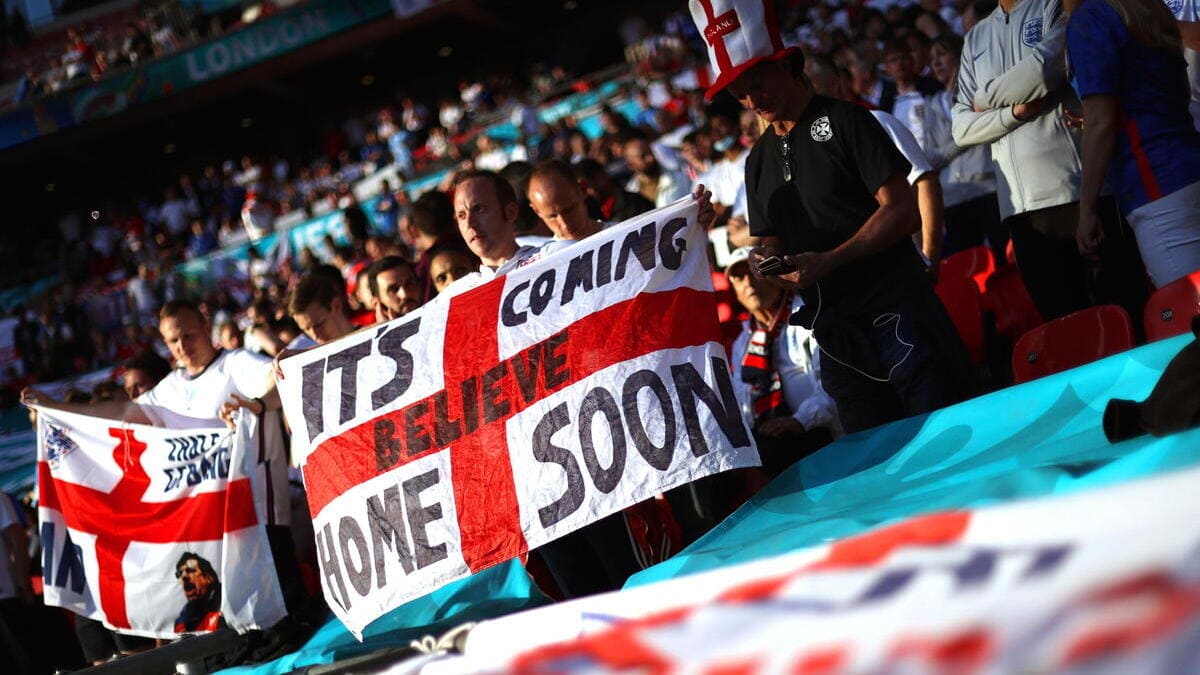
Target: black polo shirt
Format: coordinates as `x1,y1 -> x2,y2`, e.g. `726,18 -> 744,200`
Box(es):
745,94 -> 927,311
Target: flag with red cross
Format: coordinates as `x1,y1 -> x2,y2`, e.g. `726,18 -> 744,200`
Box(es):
35,407 -> 285,638
278,197 -> 762,637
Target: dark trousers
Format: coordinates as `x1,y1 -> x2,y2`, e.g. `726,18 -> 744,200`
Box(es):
266,524 -> 308,615
532,512 -> 641,599
1005,198 -> 1148,324
944,192 -> 1008,262
816,286 -> 974,434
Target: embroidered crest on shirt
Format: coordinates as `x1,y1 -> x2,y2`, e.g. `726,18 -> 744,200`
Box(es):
1167,0 -> 1184,14
1022,18 -> 1043,47
810,116 -> 833,142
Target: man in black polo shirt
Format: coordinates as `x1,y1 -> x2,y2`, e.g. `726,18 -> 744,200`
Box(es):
728,50 -> 972,433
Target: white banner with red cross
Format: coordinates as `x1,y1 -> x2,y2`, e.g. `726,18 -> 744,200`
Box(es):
278,197 -> 760,637
35,407 -> 285,639
476,465 -> 1200,673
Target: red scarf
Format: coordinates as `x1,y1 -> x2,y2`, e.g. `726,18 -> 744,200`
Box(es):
741,295 -> 793,422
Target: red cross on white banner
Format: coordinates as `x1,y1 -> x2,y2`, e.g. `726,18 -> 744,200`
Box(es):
38,427 -> 257,629
302,284 -> 723,573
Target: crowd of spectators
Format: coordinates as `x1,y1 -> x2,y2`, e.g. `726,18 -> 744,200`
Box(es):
3,0 -> 1200,667
3,0 -> 286,103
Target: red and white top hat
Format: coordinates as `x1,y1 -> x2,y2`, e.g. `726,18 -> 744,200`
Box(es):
689,0 -> 793,100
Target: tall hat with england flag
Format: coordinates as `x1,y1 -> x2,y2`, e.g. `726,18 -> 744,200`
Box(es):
688,0 -> 794,100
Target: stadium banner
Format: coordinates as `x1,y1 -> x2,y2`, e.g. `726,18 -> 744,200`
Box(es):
277,197 -> 759,637
34,408 -> 285,639
488,464 -> 1200,672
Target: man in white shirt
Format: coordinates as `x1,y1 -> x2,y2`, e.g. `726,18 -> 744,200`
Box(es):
453,170 -> 534,278
24,300 -> 305,617
725,247 -> 839,478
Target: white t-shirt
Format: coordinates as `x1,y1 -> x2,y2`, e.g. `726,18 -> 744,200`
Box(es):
0,493 -> 20,600
704,150 -> 749,208
871,110 -> 935,186
1168,0 -> 1200,130
891,90 -> 928,150
137,349 -> 290,525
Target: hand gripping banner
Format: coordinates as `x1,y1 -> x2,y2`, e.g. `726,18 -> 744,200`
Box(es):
278,197 -> 760,636
35,408 -> 285,638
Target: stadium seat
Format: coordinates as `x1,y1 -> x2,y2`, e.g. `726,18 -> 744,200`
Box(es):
712,270 -> 740,323
935,276 -> 985,364
1011,305 -> 1134,384
1142,270 -> 1200,342
984,265 -> 1043,342
940,245 -> 996,295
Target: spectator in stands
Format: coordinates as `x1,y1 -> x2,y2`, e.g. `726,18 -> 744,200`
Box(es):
373,179 -> 401,237
0,488 -> 37,669
241,189 -> 275,242
120,350 -> 171,401
623,135 -> 690,207
367,256 -> 422,322
452,170 -> 532,275
159,186 -> 194,237
954,0 -> 1149,323
880,39 -> 941,140
573,158 -> 654,223
405,190 -> 467,300
1067,0 -> 1200,288
23,301 -> 305,619
218,321 -> 243,351
186,219 -> 218,259
715,37 -> 971,432
429,249 -> 477,294
121,21 -> 154,64
289,271 -> 357,345
511,159 -> 609,269
807,55 -> 946,274
849,53 -> 891,109
921,34 -> 1005,260
475,134 -> 513,172
726,247 -> 839,478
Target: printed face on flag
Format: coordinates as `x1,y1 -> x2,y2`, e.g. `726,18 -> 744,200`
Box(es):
35,408 -> 285,639
278,197 -> 760,637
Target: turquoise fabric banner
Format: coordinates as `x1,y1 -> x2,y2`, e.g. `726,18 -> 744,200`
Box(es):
629,333 -> 1200,586
219,558 -> 546,674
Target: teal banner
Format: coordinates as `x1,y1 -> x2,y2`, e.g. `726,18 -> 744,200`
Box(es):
629,333 -> 1200,587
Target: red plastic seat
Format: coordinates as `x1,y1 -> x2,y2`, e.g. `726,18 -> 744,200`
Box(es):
940,246 -> 996,295
1143,270 -> 1200,342
1011,305 -> 1134,384
935,276 -> 985,364
984,265 -> 1043,342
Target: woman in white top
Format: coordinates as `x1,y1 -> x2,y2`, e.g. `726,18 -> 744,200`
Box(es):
922,33 -> 1009,261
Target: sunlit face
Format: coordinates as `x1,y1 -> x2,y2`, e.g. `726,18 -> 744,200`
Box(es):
375,265 -> 422,318
176,558 -> 215,601
728,261 -> 782,316
454,177 -> 517,262
122,368 -> 158,400
528,174 -> 598,241
293,299 -> 349,345
219,325 -> 242,351
159,311 -> 215,373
